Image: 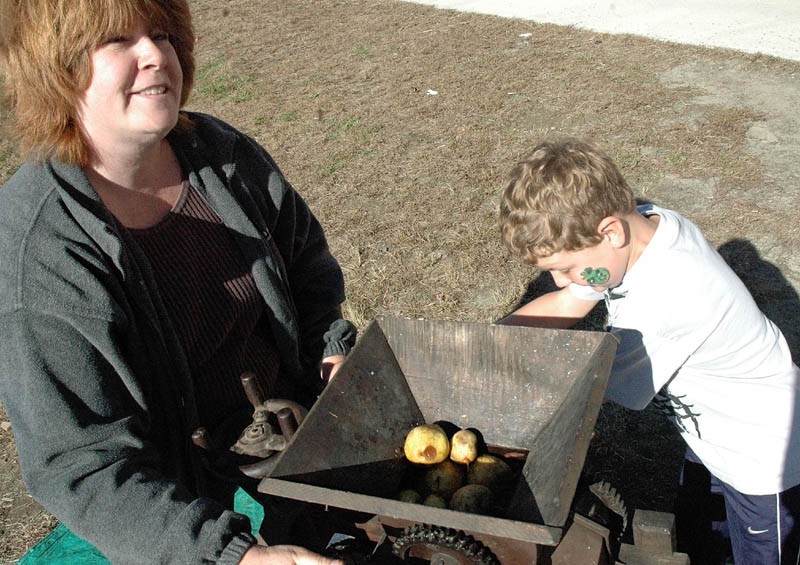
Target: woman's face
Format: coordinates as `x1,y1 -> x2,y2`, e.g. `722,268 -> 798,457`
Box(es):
76,20 -> 183,153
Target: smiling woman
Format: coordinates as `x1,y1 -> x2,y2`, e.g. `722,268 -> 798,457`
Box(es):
77,18 -> 187,228
0,0 -> 195,166
0,1 -> 354,564
78,23 -> 184,158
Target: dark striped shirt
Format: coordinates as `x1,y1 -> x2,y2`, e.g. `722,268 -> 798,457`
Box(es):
130,182 -> 284,438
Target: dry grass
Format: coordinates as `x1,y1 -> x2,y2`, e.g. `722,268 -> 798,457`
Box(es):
186,0 -> 784,329
0,404 -> 60,561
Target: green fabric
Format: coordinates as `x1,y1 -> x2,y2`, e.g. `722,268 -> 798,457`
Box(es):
19,489 -> 265,564
233,488 -> 265,538
18,524 -> 107,564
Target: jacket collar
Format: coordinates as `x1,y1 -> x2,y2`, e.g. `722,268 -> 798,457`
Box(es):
45,112 -> 241,277
47,158 -> 128,275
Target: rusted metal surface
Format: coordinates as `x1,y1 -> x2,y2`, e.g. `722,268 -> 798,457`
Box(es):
230,371 -> 308,459
387,521 -> 540,564
191,371 -> 308,479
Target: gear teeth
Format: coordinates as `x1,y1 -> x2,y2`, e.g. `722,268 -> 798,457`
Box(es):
589,480 -> 629,533
392,523 -> 500,564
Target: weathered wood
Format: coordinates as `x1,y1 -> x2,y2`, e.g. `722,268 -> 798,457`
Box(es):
551,515 -> 611,565
633,510 -> 677,553
256,316 -> 619,558
617,544 -> 690,565
377,316 -> 617,527
617,510 -> 690,565
258,477 -> 563,547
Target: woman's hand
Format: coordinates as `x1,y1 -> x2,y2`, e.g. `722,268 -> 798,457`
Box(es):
240,544 -> 343,565
320,354 -> 346,384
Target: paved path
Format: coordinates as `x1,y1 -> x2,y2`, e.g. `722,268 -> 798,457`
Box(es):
405,0 -> 800,62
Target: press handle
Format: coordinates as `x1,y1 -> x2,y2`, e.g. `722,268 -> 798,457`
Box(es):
240,371 -> 266,409
264,399 -> 307,439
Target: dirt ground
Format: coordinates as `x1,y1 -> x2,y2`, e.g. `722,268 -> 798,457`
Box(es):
1,0 -> 799,560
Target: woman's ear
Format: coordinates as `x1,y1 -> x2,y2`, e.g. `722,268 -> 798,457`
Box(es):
598,216 -> 628,248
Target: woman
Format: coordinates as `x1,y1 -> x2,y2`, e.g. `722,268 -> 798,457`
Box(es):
0,1 -> 354,563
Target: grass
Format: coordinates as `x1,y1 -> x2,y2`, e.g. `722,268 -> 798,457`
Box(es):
195,58 -> 256,102
0,141 -> 19,180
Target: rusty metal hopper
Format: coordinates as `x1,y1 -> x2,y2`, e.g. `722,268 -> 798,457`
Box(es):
260,315 -> 616,530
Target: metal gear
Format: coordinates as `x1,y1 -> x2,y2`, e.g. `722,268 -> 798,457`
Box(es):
392,524 -> 500,565
568,480 -> 629,560
588,480 -> 629,534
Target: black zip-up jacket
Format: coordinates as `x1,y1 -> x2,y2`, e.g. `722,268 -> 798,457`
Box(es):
0,112 -> 356,563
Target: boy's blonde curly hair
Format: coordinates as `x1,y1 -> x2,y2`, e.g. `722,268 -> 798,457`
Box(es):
500,139 -> 636,265
0,0 -> 195,166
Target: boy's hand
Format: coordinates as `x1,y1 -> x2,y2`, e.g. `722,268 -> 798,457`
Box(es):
240,544 -> 344,565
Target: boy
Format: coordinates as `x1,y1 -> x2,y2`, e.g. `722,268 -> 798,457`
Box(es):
498,139 -> 800,563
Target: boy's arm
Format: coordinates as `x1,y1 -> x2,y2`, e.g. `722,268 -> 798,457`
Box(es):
497,286 -> 599,329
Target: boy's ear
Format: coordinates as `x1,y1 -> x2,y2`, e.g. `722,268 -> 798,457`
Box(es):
598,216 -> 627,248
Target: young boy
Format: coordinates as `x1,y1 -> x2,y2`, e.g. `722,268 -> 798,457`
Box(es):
498,139 -> 800,563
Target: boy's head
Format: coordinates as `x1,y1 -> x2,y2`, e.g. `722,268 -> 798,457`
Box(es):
500,139 -> 636,266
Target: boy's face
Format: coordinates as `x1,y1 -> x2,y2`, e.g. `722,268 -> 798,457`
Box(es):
537,239 -> 627,292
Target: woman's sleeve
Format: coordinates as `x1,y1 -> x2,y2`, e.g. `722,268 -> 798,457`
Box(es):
275,181 -> 356,361
0,308 -> 256,564
238,135 -> 357,364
